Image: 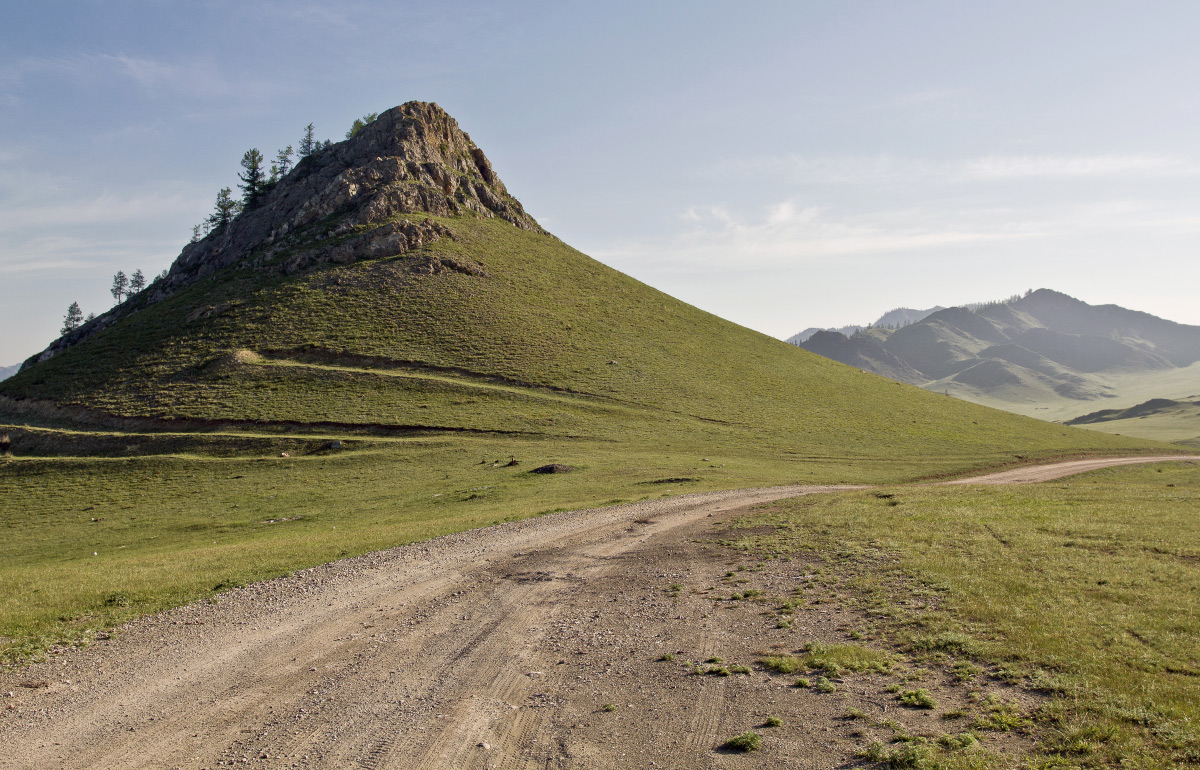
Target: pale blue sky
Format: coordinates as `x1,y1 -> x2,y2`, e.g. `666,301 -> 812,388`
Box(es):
4,1 -> 1200,365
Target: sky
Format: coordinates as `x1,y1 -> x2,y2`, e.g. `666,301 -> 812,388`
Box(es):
4,1 -> 1200,365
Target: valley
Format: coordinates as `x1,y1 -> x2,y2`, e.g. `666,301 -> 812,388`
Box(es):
2,457 -> 1195,770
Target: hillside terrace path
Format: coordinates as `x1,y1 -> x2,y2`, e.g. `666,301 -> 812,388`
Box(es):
0,455 -> 1190,769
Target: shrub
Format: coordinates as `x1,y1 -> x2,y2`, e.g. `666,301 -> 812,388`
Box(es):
899,689 -> 937,709
722,731 -> 762,752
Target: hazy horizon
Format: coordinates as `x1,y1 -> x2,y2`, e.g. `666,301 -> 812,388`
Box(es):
5,2 -> 1200,364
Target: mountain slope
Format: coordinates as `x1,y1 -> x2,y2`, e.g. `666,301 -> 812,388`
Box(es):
1064,397 -> 1200,445
798,290 -> 1200,426
0,105 -> 1158,465
786,306 -> 942,345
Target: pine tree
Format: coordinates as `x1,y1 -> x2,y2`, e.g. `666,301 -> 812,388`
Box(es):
298,124 -> 316,157
129,269 -> 146,294
238,149 -> 266,206
208,187 -> 238,229
275,145 -> 294,177
191,224 -> 203,243
111,271 -> 130,304
346,112 -> 379,140
61,302 -> 83,335
158,270 -> 168,282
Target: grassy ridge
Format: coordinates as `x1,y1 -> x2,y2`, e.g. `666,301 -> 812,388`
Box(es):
736,461 -> 1200,767
0,216 -> 1161,459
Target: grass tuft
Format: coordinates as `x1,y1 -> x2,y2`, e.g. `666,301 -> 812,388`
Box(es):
722,731 -> 762,752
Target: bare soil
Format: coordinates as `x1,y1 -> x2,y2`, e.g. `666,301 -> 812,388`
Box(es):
0,456 -> 1188,769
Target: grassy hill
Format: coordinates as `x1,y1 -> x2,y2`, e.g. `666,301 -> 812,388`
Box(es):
1,215 -> 1160,467
1067,397 -> 1200,446
0,102 -> 1180,664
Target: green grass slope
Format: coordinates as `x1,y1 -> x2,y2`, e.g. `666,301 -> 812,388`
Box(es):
1067,397 -> 1200,445
0,216 -> 1162,463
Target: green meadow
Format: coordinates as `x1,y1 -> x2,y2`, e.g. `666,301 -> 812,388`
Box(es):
734,460 -> 1200,767
2,423 -> 1163,666
0,206 -> 1190,770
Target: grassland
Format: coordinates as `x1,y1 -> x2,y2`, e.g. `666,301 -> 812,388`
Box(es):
1068,399 -> 1200,446
731,460 -> 1200,767
4,425 -> 1167,666
945,362 -> 1200,428
0,213 -> 1184,667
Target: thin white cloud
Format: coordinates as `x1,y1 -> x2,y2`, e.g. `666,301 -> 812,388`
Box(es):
0,52 -> 260,101
0,188 -> 205,231
704,153 -> 1199,186
595,200 -> 1036,274
0,230 -> 181,274
0,256 -> 93,274
960,155 -> 1185,180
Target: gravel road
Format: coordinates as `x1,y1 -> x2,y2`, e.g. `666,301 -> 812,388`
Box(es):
0,456 -> 1189,769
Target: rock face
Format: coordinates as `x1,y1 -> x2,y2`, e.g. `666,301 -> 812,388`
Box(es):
24,101 -> 541,370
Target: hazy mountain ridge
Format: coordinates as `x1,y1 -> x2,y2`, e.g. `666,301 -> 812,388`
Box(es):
0,364 -> 18,382
786,306 -> 944,345
797,290 -> 1200,419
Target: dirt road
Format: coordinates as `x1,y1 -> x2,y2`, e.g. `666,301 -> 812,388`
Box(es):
0,456 -> 1190,769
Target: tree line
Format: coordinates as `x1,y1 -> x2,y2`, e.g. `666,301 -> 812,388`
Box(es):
190,114 -> 376,242
60,267 -> 165,334
190,122 -> 328,242
59,115 -> 380,339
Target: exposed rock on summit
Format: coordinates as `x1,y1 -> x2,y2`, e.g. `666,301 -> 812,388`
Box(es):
25,101 -> 540,369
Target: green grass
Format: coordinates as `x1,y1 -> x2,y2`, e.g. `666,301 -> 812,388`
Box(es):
899,689 -> 938,709
732,460 -> 1200,766
2,216 -> 1167,467
721,731 -> 762,752
0,435 -> 823,664
1068,398 -> 1200,444
759,642 -> 892,678
961,361 -> 1200,424
0,213 -> 1182,664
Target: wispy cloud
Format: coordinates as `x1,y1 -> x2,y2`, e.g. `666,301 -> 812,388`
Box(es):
593,200 -> 1035,274
0,52 -> 258,101
704,153 -> 1199,186
959,155 -> 1185,180
0,180 -> 204,276
0,229 -> 182,275
0,188 -> 204,231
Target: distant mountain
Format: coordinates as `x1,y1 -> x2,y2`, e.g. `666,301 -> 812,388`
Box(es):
1067,398 -> 1200,426
788,324 -> 863,345
801,330 -> 926,384
0,364 -> 18,382
1065,397 -> 1200,447
786,306 -> 943,345
796,290 -> 1200,421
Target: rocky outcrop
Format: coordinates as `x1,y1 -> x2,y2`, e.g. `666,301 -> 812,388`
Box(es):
23,101 -> 540,370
